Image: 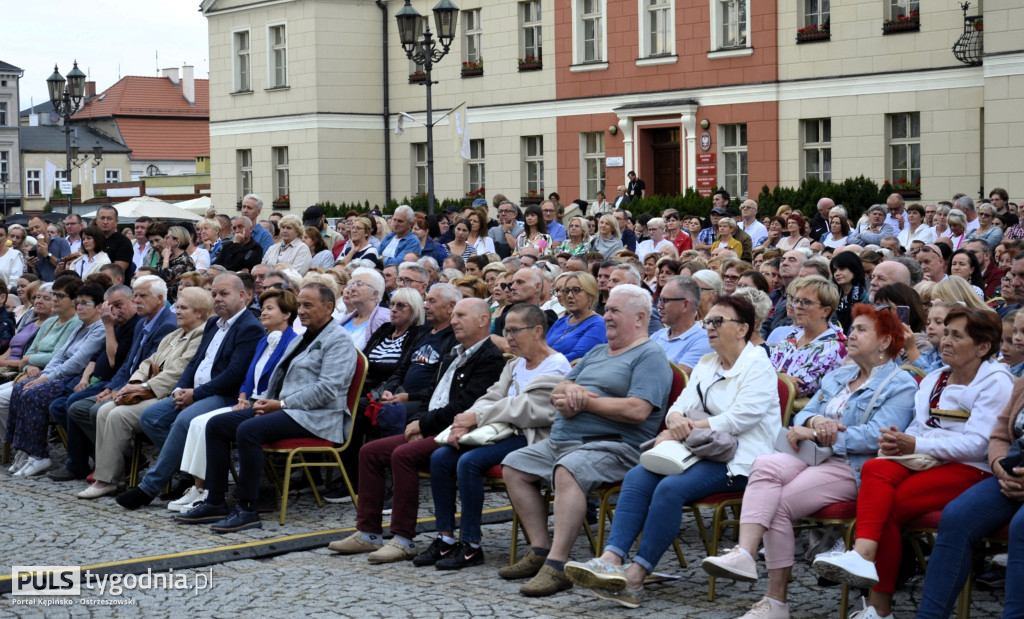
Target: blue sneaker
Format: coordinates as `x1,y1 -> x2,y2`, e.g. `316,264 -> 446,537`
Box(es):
174,501 -> 230,524
210,506 -> 262,533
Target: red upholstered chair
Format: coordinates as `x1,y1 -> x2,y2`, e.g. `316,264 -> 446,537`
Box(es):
262,350 -> 368,525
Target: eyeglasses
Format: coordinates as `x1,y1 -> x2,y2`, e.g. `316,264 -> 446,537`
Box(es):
925,210 -> 937,215
786,295 -> 821,309
980,213 -> 993,218
499,208 -> 515,214
554,286 -> 585,297
52,292 -> 68,300
664,215 -> 679,221
390,301 -> 409,310
396,277 -> 426,286
75,301 -> 96,308
701,316 -> 742,330
722,274 -> 740,282
503,326 -> 535,338
657,296 -> 688,306
699,287 -> 716,293
347,280 -> 369,289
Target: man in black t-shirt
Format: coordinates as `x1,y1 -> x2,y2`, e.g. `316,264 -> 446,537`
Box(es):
213,216 -> 264,273
627,171 -> 646,199
94,205 -> 135,280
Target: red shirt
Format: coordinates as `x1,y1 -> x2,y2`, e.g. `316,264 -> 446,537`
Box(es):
671,231 -> 693,255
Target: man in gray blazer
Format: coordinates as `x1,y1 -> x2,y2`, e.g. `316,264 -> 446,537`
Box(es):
176,281 -> 357,532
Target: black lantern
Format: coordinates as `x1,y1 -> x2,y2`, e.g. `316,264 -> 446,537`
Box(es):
396,1 -> 424,53
432,0 -> 459,48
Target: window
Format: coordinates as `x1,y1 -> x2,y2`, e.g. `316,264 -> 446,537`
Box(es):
572,0 -> 605,65
25,170 -> 41,196
581,132 -> 606,200
889,0 -> 918,20
237,149 -> 252,198
0,102 -> 6,127
467,140 -> 485,194
54,169 -> 67,193
0,151 -> 7,178
802,119 -> 831,182
464,10 -> 482,65
233,30 -> 251,92
523,136 -> 544,195
710,0 -> 749,52
273,147 -> 289,199
642,0 -> 674,57
521,1 -> 543,64
804,0 -> 829,28
889,112 -> 920,187
720,124 -> 748,198
413,143 -> 427,195
268,24 -> 288,88
104,169 -> 121,184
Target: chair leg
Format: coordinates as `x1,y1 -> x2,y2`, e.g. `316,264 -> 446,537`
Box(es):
298,453 -> 323,508
326,449 -> 358,508
128,437 -> 142,488
672,538 -> 687,568
279,451 -> 296,526
957,564 -> 973,619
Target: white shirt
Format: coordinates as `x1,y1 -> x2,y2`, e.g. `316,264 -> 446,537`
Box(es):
428,338 -> 487,412
897,224 -> 937,248
884,211 -> 909,233
67,236 -> 82,254
133,240 -> 148,269
262,239 -> 312,275
192,308 -> 247,387
636,238 -> 674,261
507,354 -> 572,397
738,219 -> 769,247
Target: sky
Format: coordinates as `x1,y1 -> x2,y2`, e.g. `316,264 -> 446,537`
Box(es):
3,0 -> 209,112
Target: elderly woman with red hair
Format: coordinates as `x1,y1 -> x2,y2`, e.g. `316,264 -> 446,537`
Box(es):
777,213 -> 811,251
702,304 -> 917,619
812,306 -> 1013,619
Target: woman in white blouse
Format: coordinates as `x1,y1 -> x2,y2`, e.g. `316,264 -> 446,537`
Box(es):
897,203 -> 937,248
0,224 -> 25,288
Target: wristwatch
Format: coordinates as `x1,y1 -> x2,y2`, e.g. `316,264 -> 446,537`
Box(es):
142,381 -> 150,390
280,398 -> 287,409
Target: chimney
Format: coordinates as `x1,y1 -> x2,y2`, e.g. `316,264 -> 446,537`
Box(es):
84,81 -> 96,98
162,67 -> 179,85
182,65 -> 195,105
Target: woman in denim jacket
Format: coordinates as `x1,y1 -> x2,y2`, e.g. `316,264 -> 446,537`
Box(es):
701,304 -> 917,619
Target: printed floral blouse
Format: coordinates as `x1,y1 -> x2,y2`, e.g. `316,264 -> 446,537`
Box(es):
769,325 -> 847,397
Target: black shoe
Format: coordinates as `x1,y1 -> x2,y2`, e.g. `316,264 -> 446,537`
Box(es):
210,506 -> 262,533
436,542 -> 485,571
47,467 -> 88,482
115,487 -> 155,510
324,486 -> 354,504
976,565 -> 1006,591
174,501 -> 231,524
160,476 -> 194,501
412,536 -> 458,567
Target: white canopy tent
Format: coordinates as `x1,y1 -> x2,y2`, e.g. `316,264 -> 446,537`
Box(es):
83,196 -> 202,221
173,196 -> 212,215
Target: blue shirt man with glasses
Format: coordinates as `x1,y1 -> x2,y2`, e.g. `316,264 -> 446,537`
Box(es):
650,275 -> 712,375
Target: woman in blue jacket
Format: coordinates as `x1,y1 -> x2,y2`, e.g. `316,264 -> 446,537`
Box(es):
169,288 -> 299,512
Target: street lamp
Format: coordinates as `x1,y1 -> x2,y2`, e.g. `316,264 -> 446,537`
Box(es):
396,0 -> 459,215
47,61 -> 89,214
0,172 -> 7,217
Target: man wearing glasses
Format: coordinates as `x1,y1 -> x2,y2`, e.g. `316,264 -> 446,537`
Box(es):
650,276 -> 711,375
489,201 -> 524,259
924,203 -> 939,227
885,193 -> 909,232
542,200 -> 567,243
737,200 -> 768,247
396,263 -> 430,297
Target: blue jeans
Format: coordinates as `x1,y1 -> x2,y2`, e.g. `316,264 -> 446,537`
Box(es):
917,476 -> 1024,619
604,460 -> 746,573
137,395 -> 233,496
51,383 -> 107,475
430,435 -> 527,544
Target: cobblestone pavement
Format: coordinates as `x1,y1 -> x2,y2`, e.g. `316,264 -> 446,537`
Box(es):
0,446 -> 1007,617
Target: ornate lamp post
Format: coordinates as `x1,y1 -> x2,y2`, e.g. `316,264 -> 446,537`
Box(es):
0,172 -> 7,217
396,0 -> 459,215
47,61 -> 88,214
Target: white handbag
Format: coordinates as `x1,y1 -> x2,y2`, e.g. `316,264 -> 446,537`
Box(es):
639,440 -> 700,476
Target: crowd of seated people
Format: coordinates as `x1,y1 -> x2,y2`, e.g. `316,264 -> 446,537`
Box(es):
8,188 -> 1024,617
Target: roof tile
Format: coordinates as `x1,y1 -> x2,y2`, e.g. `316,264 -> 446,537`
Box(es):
75,76 -> 209,119
116,118 -> 209,160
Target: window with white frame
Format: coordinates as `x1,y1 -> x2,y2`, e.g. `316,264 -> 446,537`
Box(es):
268,24 -> 288,88
804,0 -> 829,28
720,124 -> 748,198
0,102 -> 7,127
25,169 -> 41,196
233,30 -> 251,92
711,0 -> 749,51
642,0 -> 674,57
523,136 -> 544,196
237,149 -> 252,198
581,133 -> 605,200
0,151 -> 7,178
889,0 -> 918,20
889,112 -> 920,186
464,10 -> 482,65
273,147 -> 289,199
413,143 -> 428,195
467,140 -> 485,194
104,169 -> 121,184
53,169 -> 67,193
578,0 -> 605,63
521,1 -> 543,64
802,119 -> 831,182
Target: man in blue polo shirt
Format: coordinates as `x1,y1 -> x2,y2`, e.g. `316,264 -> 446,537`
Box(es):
541,200 -> 566,242
240,194 -> 274,252
649,275 -> 711,375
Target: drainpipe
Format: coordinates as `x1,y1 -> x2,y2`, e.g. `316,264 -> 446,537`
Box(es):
377,0 -> 392,207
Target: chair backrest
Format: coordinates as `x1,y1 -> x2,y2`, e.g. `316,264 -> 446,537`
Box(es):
668,362 -> 688,403
348,350 -> 369,416
898,363 -> 926,384
777,373 -> 797,427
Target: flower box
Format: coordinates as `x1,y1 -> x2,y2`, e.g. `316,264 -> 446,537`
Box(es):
883,11 -> 920,34
796,27 -> 830,43
409,71 -> 427,84
461,67 -> 483,77
518,56 -> 543,72
520,195 -> 543,206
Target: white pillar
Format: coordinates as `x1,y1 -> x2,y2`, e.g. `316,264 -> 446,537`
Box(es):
681,112 -> 697,191
618,117 -> 634,175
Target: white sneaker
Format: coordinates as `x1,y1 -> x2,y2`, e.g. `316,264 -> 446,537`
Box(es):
812,549 -> 879,590
702,546 -> 759,582
849,597 -> 894,619
7,450 -> 28,474
738,597 -> 790,619
14,457 -> 52,477
167,486 -> 207,512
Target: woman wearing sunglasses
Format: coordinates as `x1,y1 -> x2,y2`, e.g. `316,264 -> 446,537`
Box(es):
564,295 -> 780,608
545,272 -> 606,362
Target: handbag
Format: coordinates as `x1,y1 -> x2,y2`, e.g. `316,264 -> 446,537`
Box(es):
774,427 -> 833,466
640,440 -> 701,476
117,362 -> 162,406
875,452 -> 943,471
435,422 -> 516,447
